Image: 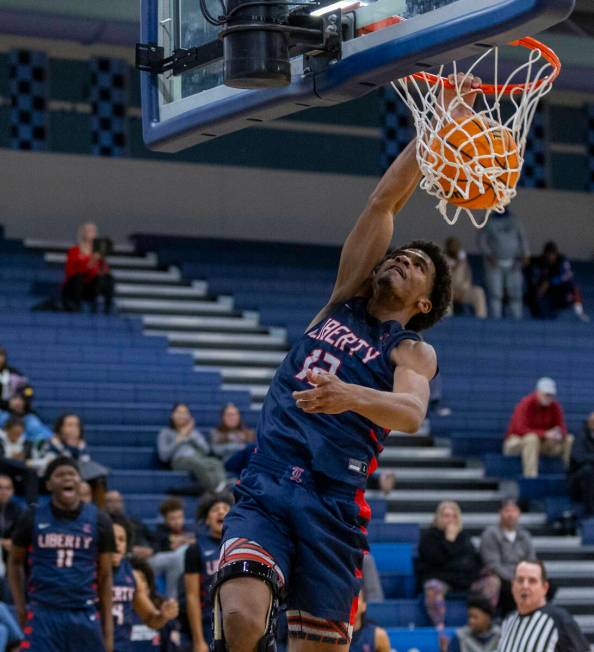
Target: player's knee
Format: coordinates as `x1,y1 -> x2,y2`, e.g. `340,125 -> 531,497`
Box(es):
223,606 -> 267,652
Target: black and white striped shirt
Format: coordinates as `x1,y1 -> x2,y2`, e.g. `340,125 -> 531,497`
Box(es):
499,604 -> 589,652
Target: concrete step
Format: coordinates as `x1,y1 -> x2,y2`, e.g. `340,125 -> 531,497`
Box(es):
111,268 -> 181,283
46,251 -> 158,269
117,296 -> 234,315
116,281 -> 208,298
381,446 -> 452,462
25,238 -> 135,254
216,366 -> 277,382
143,313 -> 263,334
192,350 -> 287,366
223,383 -> 269,400
367,489 -> 503,502
557,587 -> 594,604
379,467 -> 485,480
574,615 -> 594,633
167,330 -> 287,349
386,512 -> 547,528
545,561 -> 594,578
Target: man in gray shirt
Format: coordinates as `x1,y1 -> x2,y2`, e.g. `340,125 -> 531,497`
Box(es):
477,209 -> 530,319
480,498 -> 535,616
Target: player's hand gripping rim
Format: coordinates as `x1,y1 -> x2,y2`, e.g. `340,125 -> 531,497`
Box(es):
293,369 -> 354,415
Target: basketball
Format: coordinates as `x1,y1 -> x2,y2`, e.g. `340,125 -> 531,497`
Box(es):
429,117 -> 521,209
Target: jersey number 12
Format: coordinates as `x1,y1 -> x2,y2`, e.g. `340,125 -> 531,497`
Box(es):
296,348 -> 341,385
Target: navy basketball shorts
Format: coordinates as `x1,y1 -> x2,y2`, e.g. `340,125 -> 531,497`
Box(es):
21,603 -> 105,652
220,452 -> 370,645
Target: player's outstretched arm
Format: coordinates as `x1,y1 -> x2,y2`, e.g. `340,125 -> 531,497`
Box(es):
133,569 -> 180,631
7,545 -> 27,628
98,552 -> 114,652
307,139 -> 421,329
292,340 -> 435,433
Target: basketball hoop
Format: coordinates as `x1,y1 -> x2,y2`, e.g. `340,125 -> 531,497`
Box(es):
393,35 -> 561,228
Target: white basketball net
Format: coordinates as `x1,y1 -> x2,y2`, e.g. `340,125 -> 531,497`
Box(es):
393,41 -> 557,228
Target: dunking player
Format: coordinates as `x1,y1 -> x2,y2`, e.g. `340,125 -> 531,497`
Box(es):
8,457 -> 115,652
211,76 -> 481,652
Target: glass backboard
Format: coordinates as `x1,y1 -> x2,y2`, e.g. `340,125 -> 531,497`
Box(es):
140,0 -> 574,151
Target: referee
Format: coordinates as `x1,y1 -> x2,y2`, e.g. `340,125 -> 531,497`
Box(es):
499,560 -> 589,652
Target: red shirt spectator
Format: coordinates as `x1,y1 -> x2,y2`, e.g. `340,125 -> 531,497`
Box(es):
506,389 -> 567,439
64,246 -> 110,283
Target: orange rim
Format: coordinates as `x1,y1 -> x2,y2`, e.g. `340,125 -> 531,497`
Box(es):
409,35 -> 561,94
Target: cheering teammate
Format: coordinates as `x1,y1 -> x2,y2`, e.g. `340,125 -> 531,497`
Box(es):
110,514 -> 179,652
9,457 -> 115,652
210,76 -> 482,652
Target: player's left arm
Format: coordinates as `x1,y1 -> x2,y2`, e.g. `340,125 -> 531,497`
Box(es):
292,340 -> 435,433
375,626 -> 392,652
97,552 -> 114,652
132,569 -> 179,630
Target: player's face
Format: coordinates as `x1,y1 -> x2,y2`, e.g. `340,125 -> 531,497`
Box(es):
467,607 -> 491,635
112,523 -> 128,565
206,501 -> 231,538
48,466 -> 81,509
374,249 -> 434,310
512,562 -> 548,615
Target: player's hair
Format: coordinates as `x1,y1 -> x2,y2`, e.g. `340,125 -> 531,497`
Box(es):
53,413 -> 85,441
44,456 -> 80,483
196,491 -> 234,522
159,496 -> 184,517
379,240 -> 452,332
514,559 -> 548,584
110,513 -> 133,552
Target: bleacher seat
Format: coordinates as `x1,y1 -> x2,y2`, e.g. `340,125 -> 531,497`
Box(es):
368,522 -> 420,545
386,627 -> 456,652
370,543 -> 416,599
368,599 -> 466,628
483,454 -> 565,478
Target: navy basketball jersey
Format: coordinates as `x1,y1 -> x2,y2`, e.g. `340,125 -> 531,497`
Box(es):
112,558 -> 137,652
29,501 -> 99,609
197,533 -> 221,621
350,621 -> 377,652
258,298 -> 422,487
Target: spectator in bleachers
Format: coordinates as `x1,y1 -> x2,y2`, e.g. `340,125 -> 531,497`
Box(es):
43,413 -> 108,499
0,420 -> 39,503
0,385 -> 52,444
349,590 -> 391,652
149,498 -> 195,599
158,403 -> 226,493
444,237 -> 487,319
567,412 -> 594,517
0,347 -> 27,411
0,474 -> 22,599
62,222 -> 115,314
526,241 -> 589,322
503,377 -> 573,478
79,481 -> 93,504
104,490 -> 155,560
447,595 -> 501,652
362,554 -> 384,603
417,502 -> 482,632
498,560 -> 589,652
477,208 -> 529,319
479,498 -> 536,616
211,403 -> 256,463
180,492 -> 233,652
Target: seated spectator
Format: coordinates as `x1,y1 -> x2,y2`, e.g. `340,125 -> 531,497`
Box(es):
0,347 -> 27,411
568,412 -> 594,517
211,403 -> 256,463
149,498 -> 195,599
444,237 -> 487,319
79,481 -> 93,504
0,385 -> 52,444
362,553 -> 384,603
447,595 -> 501,652
0,601 -> 23,650
526,241 -> 589,322
349,590 -> 391,652
104,490 -> 155,559
0,474 -> 23,598
499,560 -> 589,652
62,222 -> 114,314
477,208 -> 529,319
180,492 -> 233,650
0,418 -> 39,503
158,403 -> 226,493
417,502 -> 482,632
479,498 -> 536,616
44,413 -> 108,489
503,377 -> 573,477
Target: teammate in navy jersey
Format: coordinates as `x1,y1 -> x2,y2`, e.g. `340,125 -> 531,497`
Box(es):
110,514 -> 179,652
212,75 -> 481,652
349,592 -> 390,652
180,493 -> 232,652
8,456 -> 115,652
